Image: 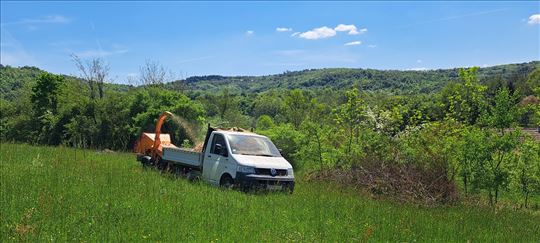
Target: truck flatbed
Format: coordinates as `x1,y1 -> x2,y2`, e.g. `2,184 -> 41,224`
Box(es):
162,147 -> 202,168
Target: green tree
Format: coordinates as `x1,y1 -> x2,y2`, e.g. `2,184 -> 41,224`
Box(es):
510,138 -> 540,208
482,131 -> 520,206
217,87 -> 233,120
251,91 -> 285,119
255,115 -> 275,130
31,73 -> 64,116
488,87 -> 519,132
456,126 -> 491,195
297,121 -> 340,170
443,67 -> 487,125
473,88 -> 522,206
30,73 -> 65,143
284,90 -> 310,128
334,88 -> 367,166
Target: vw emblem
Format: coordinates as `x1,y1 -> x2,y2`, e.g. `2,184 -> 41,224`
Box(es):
270,168 -> 277,176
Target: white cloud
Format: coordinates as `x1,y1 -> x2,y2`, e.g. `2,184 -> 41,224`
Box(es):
276,27 -> 292,32
246,30 -> 254,35
295,24 -> 367,40
75,48 -> 128,58
408,67 -> 428,71
2,15 -> 71,26
417,59 -> 422,63
344,41 -> 362,46
528,14 -> 540,25
298,26 -> 336,40
334,24 -> 365,35
31,15 -> 70,24
368,44 -> 377,48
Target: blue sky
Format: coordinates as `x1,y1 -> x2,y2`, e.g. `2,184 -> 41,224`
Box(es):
1,1 -> 539,83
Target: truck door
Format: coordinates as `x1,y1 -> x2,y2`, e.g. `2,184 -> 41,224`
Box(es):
202,133 -> 229,185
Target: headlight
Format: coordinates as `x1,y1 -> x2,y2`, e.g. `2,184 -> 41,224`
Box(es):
237,165 -> 256,174
287,168 -> 294,176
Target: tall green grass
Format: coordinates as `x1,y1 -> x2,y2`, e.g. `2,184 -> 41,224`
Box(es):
1,143 -> 539,242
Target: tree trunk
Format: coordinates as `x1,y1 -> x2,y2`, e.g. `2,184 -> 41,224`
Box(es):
494,186 -> 499,205
98,82 -> 104,99
525,190 -> 529,208
463,176 -> 468,196
488,190 -> 493,207
315,129 -> 323,169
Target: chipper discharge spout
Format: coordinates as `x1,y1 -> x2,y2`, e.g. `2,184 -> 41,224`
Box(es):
133,111 -> 175,162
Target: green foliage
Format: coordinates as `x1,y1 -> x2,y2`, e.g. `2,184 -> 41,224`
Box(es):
525,67 -> 540,96
250,90 -> 285,120
255,115 -> 275,130
443,67 -> 488,125
284,89 -> 310,128
510,138 -> 540,207
31,73 -> 64,116
483,130 -> 521,205
296,121 -> 341,169
397,121 -> 461,169
454,126 -> 491,195
168,61 -> 540,95
487,87 -> 519,131
334,88 -> 367,167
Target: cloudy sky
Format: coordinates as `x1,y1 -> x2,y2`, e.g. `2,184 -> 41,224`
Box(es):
1,1 -> 539,82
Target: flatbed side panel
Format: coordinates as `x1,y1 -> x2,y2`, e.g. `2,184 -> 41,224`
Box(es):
163,147 -> 202,167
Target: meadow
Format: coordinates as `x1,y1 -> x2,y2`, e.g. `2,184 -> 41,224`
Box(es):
1,143 -> 539,242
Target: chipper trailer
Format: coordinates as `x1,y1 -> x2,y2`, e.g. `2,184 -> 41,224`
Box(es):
134,111 -> 295,192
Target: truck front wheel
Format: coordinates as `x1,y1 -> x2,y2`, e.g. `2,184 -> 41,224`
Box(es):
219,174 -> 235,189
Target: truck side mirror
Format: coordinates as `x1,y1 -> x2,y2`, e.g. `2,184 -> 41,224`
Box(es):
215,144 -> 228,157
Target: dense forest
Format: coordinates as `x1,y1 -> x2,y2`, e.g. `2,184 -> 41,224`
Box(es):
174,61 -> 539,95
1,61 -> 539,206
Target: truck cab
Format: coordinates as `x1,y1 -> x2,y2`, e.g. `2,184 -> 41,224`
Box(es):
201,131 -> 295,192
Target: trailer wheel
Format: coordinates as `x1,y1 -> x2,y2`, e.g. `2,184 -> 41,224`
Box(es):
140,156 -> 152,167
156,157 -> 166,171
219,174 -> 234,189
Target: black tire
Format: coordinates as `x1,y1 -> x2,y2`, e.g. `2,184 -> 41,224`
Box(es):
284,183 -> 294,194
187,171 -> 201,182
219,174 -> 235,189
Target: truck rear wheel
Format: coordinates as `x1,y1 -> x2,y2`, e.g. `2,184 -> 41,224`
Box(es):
219,174 -> 234,189
187,171 -> 200,182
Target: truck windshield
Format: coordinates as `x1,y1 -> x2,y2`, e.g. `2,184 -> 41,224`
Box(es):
227,134 -> 282,157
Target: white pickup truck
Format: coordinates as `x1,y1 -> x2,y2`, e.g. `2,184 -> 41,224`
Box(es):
137,125 -> 295,192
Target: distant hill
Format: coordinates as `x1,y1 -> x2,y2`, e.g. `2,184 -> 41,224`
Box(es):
168,61 -> 539,94
0,64 -> 131,101
1,61 -> 539,101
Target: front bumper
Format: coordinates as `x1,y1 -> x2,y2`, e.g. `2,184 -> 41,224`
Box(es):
236,172 -> 295,192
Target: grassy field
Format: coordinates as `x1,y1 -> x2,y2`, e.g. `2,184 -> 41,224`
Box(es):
1,143 -> 539,242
